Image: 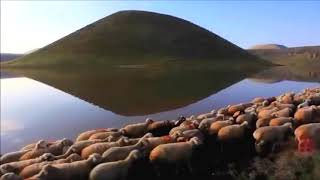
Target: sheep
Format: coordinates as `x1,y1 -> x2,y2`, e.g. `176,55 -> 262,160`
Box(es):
196,110 -> 216,120
101,134 -> 151,162
228,103 -> 253,115
89,150 -> 141,180
217,121 -> 249,142
253,123 -> 292,153
0,150 -> 31,165
297,99 -> 312,109
271,107 -> 293,118
271,102 -> 296,110
198,116 -> 224,133
236,112 -> 257,127
0,173 -> 22,180
20,140 -> 52,151
120,118 -> 154,138
19,154 -> 82,179
143,136 -> 177,152
81,137 -> 130,159
169,123 -> 196,136
171,129 -> 204,142
251,97 -> 265,104
294,106 -> 319,125
30,153 -> 102,180
279,93 -> 294,104
88,131 -> 122,141
258,107 -> 279,119
294,123 -> 320,151
256,116 -> 275,128
147,120 -> 176,136
19,138 -> 73,161
53,139 -> 103,159
149,137 -> 201,170
75,128 -> 117,142
208,119 -> 233,136
269,117 -> 294,126
0,153 -> 54,175
217,106 -> 229,116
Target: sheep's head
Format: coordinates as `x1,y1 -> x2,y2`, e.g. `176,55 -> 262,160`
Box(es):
189,137 -> 202,146
88,153 -> 102,165
61,138 -> 73,147
145,118 -> 154,124
40,153 -> 56,161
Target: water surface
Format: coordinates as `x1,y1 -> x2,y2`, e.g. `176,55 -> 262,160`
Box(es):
1,66 -> 319,153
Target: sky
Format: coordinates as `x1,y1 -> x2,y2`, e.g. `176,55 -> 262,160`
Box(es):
1,1 -> 320,54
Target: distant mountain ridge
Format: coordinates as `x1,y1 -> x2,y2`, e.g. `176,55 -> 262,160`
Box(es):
249,44 -> 287,50
0,53 -> 23,62
2,10 -> 268,68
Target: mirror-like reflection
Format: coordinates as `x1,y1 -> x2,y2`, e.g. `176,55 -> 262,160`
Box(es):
1,65 -> 319,153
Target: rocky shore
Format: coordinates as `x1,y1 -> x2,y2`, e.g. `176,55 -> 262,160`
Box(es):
1,87 -> 320,180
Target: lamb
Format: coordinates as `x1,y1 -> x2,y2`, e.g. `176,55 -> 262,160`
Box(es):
81,137 -> 130,159
269,117 -> 294,126
89,150 -> 141,180
120,118 -> 154,138
75,128 -> 117,142
208,119 -> 233,136
294,123 -> 320,150
253,123 -> 292,153
0,153 -> 54,175
19,138 -> 73,161
149,137 -> 201,168
102,134 -> 151,162
30,153 -> 102,180
217,121 -> 249,142
19,154 -> 82,179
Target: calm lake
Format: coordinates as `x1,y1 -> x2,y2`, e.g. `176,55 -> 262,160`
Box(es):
1,66 -> 319,153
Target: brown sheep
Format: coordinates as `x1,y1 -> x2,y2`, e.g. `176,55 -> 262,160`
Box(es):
269,117 -> 294,126
0,150 -> 31,165
53,139 -> 103,159
256,116 -> 275,128
89,150 -> 141,180
171,129 -> 204,142
143,136 -> 177,152
19,138 -> 73,161
294,106 -> 319,125
271,107 -> 293,118
0,153 -> 54,175
253,123 -> 292,153
258,107 -> 279,119
75,128 -> 117,142
101,134 -> 151,162
30,153 -> 102,180
149,137 -> 201,169
88,131 -> 122,141
294,123 -> 320,150
208,120 -> 233,136
228,103 -> 253,115
236,112 -> 257,127
198,116 -> 224,133
120,118 -> 154,138
147,120 -> 176,136
196,111 -> 216,120
217,121 -> 249,142
81,137 -> 130,159
20,140 -> 52,151
19,154 -> 82,179
169,123 -> 196,136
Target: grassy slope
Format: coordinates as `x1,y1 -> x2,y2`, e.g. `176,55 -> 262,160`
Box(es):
2,10 -> 269,68
0,53 -> 23,62
249,46 -> 320,68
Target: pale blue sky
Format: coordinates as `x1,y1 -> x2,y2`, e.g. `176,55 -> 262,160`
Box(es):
1,1 -> 320,53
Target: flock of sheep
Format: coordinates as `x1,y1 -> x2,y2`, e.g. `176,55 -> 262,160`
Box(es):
1,87 -> 320,180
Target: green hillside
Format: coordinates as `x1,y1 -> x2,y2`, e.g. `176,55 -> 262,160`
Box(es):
2,10 -> 268,68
